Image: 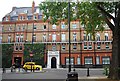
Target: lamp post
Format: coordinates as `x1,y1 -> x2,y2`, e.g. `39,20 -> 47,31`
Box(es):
68,1 -> 71,72
30,20 -> 34,62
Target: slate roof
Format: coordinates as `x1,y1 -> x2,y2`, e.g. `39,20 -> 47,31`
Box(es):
3,6 -> 42,21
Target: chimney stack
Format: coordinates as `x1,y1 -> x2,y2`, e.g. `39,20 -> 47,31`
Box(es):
32,1 -> 35,13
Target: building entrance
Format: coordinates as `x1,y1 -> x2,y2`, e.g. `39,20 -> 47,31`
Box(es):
47,51 -> 60,68
51,57 -> 56,68
14,57 -> 21,68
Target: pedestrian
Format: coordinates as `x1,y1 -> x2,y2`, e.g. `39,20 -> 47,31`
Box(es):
12,63 -> 16,72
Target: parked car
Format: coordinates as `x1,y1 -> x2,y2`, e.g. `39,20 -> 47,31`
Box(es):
23,62 -> 42,71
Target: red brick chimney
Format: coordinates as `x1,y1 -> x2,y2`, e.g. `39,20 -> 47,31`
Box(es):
32,1 -> 35,13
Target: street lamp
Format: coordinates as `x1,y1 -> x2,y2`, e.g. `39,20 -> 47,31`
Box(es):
68,1 -> 71,72
31,19 -> 37,62
30,20 -> 35,62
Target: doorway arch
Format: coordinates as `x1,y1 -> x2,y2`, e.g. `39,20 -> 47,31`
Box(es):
51,57 -> 57,68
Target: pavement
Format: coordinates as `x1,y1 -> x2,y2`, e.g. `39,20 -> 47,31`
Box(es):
1,68 -> 107,79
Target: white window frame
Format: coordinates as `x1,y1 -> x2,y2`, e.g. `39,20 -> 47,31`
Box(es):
62,45 -> 65,50
16,35 -> 19,42
52,24 -> 56,29
24,10 -> 28,13
52,45 -> 56,51
77,57 -> 81,65
19,46 -> 22,50
33,34 -> 36,42
102,57 -> 110,64
65,57 -> 74,65
72,23 -> 77,29
84,42 -> 87,50
20,16 -> 23,20
96,33 -> 100,41
106,43 -> 109,50
52,34 -> 56,42
20,35 -> 23,42
88,33 -> 91,41
83,33 -> 87,41
8,35 -> 11,43
73,33 -> 77,41
85,57 -> 93,65
33,25 -> 37,30
97,43 -> 101,50
105,33 -> 108,41
36,8 -> 39,13
61,34 -> 66,42
43,34 -> 46,42
61,24 -> 65,29
6,17 -> 8,21
88,42 -> 92,50
22,25 -> 25,31
73,44 -> 77,50
96,56 -> 100,65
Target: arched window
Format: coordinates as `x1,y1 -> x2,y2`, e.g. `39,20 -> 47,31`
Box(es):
105,33 -> 108,41
96,33 -> 100,41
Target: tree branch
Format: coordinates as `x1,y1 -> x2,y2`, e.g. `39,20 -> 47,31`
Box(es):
103,13 -> 115,31
97,5 -> 115,22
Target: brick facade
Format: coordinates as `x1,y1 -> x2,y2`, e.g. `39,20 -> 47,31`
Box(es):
1,2 -> 112,68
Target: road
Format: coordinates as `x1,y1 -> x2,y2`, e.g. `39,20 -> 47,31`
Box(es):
1,68 -> 106,80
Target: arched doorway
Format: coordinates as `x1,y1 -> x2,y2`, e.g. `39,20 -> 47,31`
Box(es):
51,57 -> 57,68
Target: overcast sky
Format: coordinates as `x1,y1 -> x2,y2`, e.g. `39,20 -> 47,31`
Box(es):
0,0 -> 44,21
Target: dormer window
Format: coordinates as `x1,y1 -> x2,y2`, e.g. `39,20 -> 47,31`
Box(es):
36,8 -> 39,13
33,15 -> 37,20
13,11 -> 17,15
24,10 -> 28,13
6,17 -> 8,21
52,24 -> 56,29
20,16 -> 23,20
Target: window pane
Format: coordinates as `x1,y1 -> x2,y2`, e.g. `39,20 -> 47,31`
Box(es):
61,34 -> 65,41
77,57 -> 80,64
62,45 -> 65,50
65,58 -> 74,65
96,56 -> 100,64
85,57 -> 93,64
73,33 -> 77,41
102,57 -> 110,64
61,24 -> 65,29
72,24 -> 77,29
43,25 -> 46,29
52,24 -> 56,29
52,45 -> 56,51
73,44 -> 77,50
52,34 -> 56,41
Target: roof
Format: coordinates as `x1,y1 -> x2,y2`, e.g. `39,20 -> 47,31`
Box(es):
2,6 -> 42,21
8,6 -> 42,17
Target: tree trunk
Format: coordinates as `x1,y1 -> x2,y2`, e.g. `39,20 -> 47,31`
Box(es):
109,26 -> 120,80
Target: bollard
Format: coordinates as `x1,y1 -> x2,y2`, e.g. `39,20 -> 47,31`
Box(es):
87,67 -> 90,77
18,67 -> 20,72
33,66 -> 34,72
3,68 -> 6,73
31,64 -> 32,72
25,68 -> 27,72
11,67 -> 13,72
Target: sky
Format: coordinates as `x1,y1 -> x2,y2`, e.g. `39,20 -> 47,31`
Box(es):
0,0 -> 44,21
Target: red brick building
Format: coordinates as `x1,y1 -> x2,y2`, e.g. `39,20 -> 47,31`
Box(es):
2,1 -> 112,68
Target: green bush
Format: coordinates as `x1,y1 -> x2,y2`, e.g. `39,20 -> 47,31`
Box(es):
23,43 -> 45,67
2,44 -> 14,68
103,66 -> 109,76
